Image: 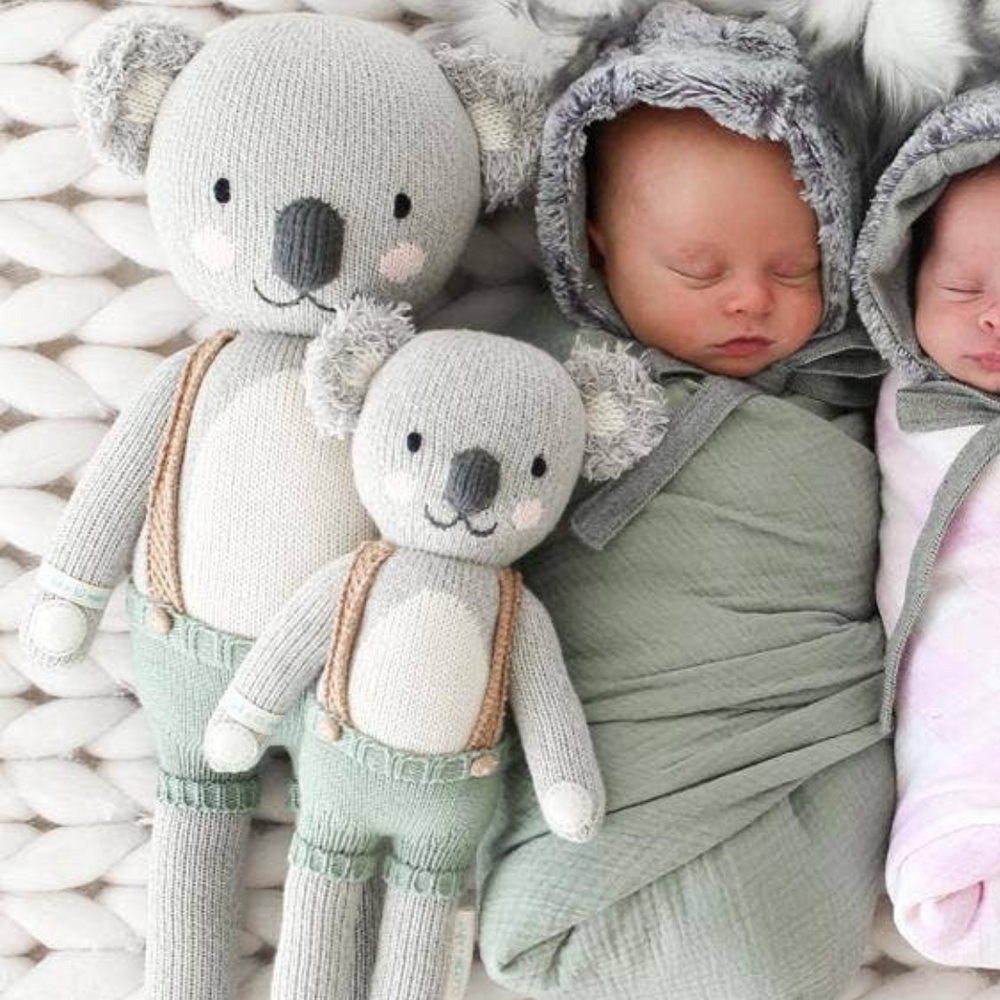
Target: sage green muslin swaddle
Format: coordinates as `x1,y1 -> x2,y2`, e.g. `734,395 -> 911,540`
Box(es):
477,6 -> 894,999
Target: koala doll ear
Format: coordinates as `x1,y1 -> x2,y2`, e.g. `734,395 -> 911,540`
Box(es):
435,45 -> 548,212
303,299 -> 416,439
565,342 -> 670,483
75,18 -> 203,177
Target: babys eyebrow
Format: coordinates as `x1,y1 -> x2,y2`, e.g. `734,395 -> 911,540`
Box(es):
673,242 -> 723,261
931,263 -> 985,285
667,244 -> 726,275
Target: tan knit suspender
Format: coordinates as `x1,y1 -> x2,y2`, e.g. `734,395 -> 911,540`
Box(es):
319,542 -> 523,751
321,540 -> 397,723
467,566 -> 522,751
145,330 -> 236,611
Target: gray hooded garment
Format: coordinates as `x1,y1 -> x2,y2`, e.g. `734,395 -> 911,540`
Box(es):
476,5 -> 893,1000
854,81 -> 1000,728
852,84 -> 1000,967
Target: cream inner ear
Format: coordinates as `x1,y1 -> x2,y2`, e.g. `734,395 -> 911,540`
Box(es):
121,69 -> 174,125
585,390 -> 628,439
467,99 -> 515,153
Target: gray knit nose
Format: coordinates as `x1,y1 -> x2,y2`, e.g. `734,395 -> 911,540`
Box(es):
272,198 -> 344,291
445,449 -> 500,516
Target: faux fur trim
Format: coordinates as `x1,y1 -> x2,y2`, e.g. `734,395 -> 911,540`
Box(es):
435,44 -> 548,211
302,298 -> 416,438
852,82 -> 1000,379
536,0 -> 858,342
75,17 -> 202,177
565,340 -> 669,481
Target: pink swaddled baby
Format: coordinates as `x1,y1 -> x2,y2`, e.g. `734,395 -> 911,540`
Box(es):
855,84 -> 1000,966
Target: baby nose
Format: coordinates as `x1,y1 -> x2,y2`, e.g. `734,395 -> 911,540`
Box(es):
978,302 -> 1000,335
723,275 -> 774,316
445,449 -> 500,516
272,197 -> 344,292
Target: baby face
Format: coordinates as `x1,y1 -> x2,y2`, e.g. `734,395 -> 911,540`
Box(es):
588,107 -> 823,377
914,164 -> 1000,393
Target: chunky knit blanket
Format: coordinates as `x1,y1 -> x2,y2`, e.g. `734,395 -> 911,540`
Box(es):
2,2 -> 999,999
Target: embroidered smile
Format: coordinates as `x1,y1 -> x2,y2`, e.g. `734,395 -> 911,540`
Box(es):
424,505 -> 497,537
252,279 -> 351,313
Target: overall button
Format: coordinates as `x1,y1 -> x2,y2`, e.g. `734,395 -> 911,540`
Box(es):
317,717 -> 342,743
147,605 -> 173,635
470,752 -> 499,778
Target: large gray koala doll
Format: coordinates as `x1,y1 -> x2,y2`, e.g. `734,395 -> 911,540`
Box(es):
17,13 -> 543,1000
200,319 -> 669,1000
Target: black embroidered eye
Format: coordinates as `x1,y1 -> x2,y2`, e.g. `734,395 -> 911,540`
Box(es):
531,455 -> 547,478
406,431 -> 422,453
394,193 -> 412,219
213,178 -> 231,204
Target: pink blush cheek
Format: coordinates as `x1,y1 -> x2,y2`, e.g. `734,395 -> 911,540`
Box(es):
383,470 -> 417,506
512,498 -> 544,531
190,226 -> 235,272
378,243 -> 426,284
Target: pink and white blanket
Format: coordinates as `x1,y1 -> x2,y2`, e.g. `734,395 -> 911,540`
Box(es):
877,369 -> 1000,968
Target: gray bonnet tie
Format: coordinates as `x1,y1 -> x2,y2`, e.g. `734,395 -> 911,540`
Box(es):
571,327 -> 885,550
879,377 -> 1000,733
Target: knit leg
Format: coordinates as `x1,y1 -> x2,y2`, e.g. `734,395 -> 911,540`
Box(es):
369,885 -> 457,1000
145,803 -> 250,1000
353,875 -> 385,998
271,865 -> 365,1000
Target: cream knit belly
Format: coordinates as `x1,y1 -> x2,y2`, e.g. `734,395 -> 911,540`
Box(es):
177,368 -> 372,638
348,589 -> 492,754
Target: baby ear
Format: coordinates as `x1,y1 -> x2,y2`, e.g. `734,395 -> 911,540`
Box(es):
435,45 -> 547,212
75,18 -> 203,176
565,341 -> 670,482
303,299 -> 416,439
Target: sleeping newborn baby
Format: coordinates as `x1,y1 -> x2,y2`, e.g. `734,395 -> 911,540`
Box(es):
476,4 -> 894,999
855,81 -> 1000,969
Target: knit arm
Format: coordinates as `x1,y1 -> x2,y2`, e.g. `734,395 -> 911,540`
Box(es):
20,349 -> 189,667
47,348 -> 190,589
508,587 -> 605,842
204,555 -> 351,772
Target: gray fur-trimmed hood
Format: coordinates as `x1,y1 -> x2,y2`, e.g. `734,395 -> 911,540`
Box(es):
853,82 -> 1000,382
537,0 -> 859,346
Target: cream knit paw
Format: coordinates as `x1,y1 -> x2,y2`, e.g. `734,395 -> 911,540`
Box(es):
28,597 -> 89,654
20,592 -> 99,667
204,690 -> 283,772
203,718 -> 262,773
541,781 -> 601,843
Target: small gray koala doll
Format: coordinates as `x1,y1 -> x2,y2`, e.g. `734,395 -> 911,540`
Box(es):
202,314 -> 669,1000
17,13 -> 545,1000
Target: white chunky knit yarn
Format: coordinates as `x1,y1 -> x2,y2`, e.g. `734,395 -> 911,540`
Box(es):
1,2 -> 995,999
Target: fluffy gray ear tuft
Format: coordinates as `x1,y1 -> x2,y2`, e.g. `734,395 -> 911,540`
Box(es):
75,17 -> 203,176
303,298 -> 416,439
435,44 -> 547,212
565,341 -> 670,482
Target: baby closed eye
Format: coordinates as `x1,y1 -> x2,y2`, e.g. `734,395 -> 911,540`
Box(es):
667,264 -> 724,285
938,283 -> 984,299
666,263 -> 818,288
771,265 -> 819,283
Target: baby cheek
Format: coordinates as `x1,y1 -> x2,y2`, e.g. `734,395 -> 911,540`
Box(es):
383,469 -> 417,506
379,242 -> 426,284
190,226 -> 235,272
512,498 -> 544,531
